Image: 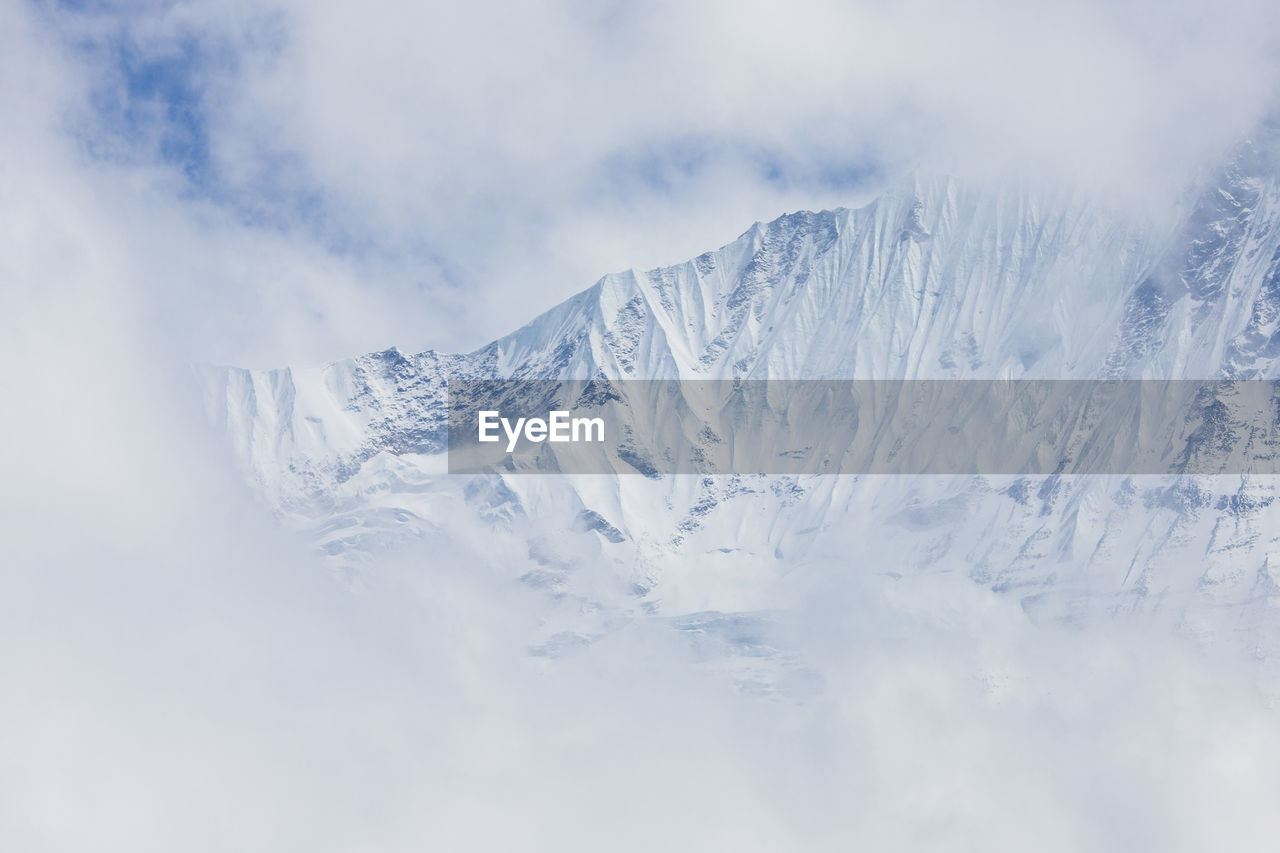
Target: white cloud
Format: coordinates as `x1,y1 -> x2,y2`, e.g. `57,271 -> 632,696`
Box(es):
6,2 -> 1280,849
23,0 -> 1278,363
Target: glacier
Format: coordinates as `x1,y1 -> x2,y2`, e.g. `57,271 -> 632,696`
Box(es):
200,120 -> 1280,688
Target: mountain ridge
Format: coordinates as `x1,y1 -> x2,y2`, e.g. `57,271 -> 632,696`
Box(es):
199,141 -> 1280,680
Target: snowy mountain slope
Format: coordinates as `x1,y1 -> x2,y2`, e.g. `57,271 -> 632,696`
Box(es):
199,175 -> 1157,501
201,125 -> 1280,677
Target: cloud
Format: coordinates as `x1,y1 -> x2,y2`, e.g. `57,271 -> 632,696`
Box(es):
5,377 -> 1280,852
6,2 -> 1280,849
24,0 -> 1279,363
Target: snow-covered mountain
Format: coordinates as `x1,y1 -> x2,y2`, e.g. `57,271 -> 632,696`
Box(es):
201,120 -> 1280,681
